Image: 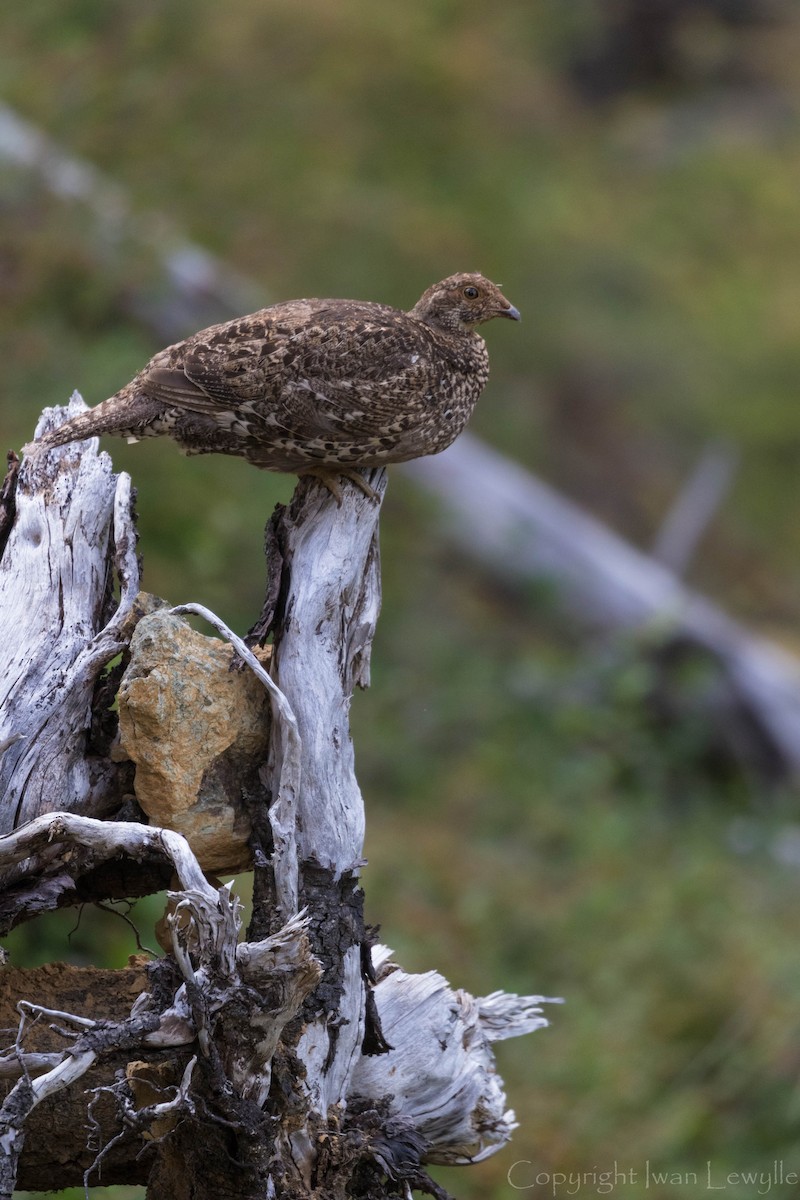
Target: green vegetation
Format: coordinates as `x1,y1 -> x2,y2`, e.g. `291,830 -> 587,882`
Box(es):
4,2 -> 800,1195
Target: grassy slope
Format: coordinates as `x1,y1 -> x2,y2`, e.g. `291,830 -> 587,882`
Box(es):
4,3 -> 800,1196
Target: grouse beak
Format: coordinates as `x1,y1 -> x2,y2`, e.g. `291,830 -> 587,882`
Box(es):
501,303 -> 521,321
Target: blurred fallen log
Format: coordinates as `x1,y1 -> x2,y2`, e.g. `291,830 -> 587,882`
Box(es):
0,102 -> 262,341
405,434 -> 800,779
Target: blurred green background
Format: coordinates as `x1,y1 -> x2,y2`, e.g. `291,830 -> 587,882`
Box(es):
4,2 -> 800,1197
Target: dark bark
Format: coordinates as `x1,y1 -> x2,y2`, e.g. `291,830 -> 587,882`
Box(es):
0,451 -> 19,561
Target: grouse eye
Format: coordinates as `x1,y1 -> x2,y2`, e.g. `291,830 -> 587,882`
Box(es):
463,286 -> 479,299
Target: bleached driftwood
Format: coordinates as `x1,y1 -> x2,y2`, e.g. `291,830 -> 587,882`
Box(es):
0,407 -> 554,1199
352,946 -> 557,1166
406,433 -> 800,776
0,394 -> 139,838
264,471 -> 385,1133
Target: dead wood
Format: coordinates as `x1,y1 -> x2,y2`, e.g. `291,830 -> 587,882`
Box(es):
0,405 -> 555,1198
0,394 -> 139,844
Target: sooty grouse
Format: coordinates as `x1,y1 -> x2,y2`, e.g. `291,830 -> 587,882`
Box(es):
25,272 -> 520,499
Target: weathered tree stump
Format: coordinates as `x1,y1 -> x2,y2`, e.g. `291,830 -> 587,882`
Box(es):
0,399 -> 555,1199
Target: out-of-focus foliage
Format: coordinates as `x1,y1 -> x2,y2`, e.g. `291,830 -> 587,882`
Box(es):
3,2 -> 800,1197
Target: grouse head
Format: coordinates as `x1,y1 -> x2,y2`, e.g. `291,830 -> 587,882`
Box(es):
410,272 -> 521,334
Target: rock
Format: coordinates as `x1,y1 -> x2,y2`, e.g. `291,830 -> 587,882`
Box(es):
117,610 -> 271,873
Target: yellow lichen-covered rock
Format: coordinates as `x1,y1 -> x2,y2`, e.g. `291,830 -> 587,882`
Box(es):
117,610 -> 271,873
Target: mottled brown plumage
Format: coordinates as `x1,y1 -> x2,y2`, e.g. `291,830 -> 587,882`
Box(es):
25,273 -> 520,498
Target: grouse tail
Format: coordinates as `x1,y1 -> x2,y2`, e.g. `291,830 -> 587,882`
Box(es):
21,385 -> 149,457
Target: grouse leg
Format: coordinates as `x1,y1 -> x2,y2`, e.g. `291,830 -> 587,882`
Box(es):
296,466 -> 378,504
